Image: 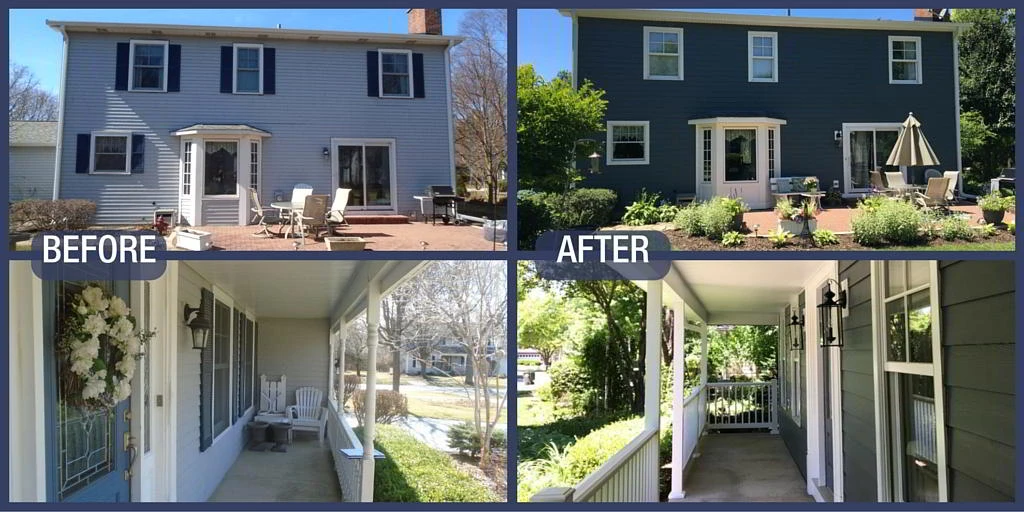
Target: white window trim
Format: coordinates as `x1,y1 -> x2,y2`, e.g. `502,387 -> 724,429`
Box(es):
870,261 -> 949,502
888,36 -> 922,85
233,43 -> 264,95
643,26 -> 684,80
329,137 -> 400,213
378,48 -> 414,99
841,122 -> 906,194
128,39 -> 169,93
698,126 -> 713,183
606,121 -> 650,166
201,139 -> 241,200
238,311 -> 257,418
181,139 -> 194,197
210,288 -> 235,446
90,131 -> 132,175
748,31 -> 778,83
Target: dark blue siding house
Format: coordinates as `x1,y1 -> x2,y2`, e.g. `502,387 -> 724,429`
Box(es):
561,9 -> 964,209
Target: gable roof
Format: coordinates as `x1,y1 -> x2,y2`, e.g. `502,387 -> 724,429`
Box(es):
46,20 -> 464,46
559,9 -> 966,33
10,121 -> 58,147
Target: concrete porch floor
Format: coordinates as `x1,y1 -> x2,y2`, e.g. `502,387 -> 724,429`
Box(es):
209,435 -> 342,502
680,433 -> 812,502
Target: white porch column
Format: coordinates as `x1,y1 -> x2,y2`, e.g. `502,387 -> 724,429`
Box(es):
644,280 -> 663,431
668,300 -> 687,501
360,278 -> 381,503
699,329 -> 709,385
337,324 -> 347,405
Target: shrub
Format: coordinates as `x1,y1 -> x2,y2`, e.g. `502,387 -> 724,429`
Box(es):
517,190 -> 554,250
352,389 -> 408,425
980,222 -> 999,237
360,424 -> 497,502
343,375 -> 360,403
10,199 -> 97,231
518,359 -> 542,366
768,228 -> 794,248
721,231 -> 745,247
673,205 -> 704,236
851,197 -> 926,246
545,358 -> 596,417
621,189 -> 662,226
1009,220 -> 1016,235
673,197 -> 746,240
544,188 -> 618,229
940,216 -> 976,241
979,191 -> 1015,212
447,421 -> 506,457
560,417 -> 645,483
812,229 -> 840,246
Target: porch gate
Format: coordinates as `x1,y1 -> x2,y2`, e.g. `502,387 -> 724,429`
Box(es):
705,380 -> 778,432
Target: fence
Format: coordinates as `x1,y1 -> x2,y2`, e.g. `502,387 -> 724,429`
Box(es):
681,384 -> 708,465
705,380 -> 778,432
326,401 -> 364,502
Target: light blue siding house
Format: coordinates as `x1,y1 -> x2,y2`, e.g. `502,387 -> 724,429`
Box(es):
47,12 -> 461,225
9,121 -> 58,202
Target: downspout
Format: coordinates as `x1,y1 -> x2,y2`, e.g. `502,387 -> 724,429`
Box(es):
571,10 -> 578,89
952,27 -> 965,197
445,40 -> 457,190
51,24 -> 70,200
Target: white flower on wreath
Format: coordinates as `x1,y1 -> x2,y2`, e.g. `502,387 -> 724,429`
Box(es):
81,287 -> 109,312
108,296 -> 129,318
116,356 -> 136,377
113,378 -> 132,402
82,376 -> 107,400
83,314 -> 107,337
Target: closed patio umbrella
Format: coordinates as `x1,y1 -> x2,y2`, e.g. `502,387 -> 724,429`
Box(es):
886,112 -> 940,168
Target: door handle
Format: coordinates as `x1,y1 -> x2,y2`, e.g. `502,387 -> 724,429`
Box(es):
124,435 -> 138,480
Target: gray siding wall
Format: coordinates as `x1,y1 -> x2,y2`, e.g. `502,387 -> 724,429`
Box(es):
9,146 -> 56,201
60,32 -> 453,225
576,17 -> 957,207
838,260 -> 878,502
176,263 -> 252,502
939,261 -> 1015,501
256,318 -> 331,407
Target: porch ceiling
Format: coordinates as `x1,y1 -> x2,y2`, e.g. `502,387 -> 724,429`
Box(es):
672,261 -> 829,323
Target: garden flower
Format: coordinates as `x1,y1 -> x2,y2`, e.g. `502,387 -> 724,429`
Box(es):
109,296 -> 129,317
81,286 -> 109,312
84,314 -> 107,336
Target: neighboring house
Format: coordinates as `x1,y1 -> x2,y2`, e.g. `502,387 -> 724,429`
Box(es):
47,10 -> 461,225
9,260 -> 426,503
531,260 -> 1015,503
402,339 -> 507,377
562,9 -> 964,209
9,121 -> 58,202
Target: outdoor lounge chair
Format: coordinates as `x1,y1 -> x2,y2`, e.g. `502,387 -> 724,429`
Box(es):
248,187 -> 286,237
286,387 -> 328,446
915,177 -> 950,210
327,188 -> 351,234
870,171 -> 896,196
884,172 -> 908,190
295,194 -> 330,245
943,170 -> 961,204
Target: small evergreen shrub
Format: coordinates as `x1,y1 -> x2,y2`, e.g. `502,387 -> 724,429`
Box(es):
517,190 -> 554,250
447,421 -> 506,457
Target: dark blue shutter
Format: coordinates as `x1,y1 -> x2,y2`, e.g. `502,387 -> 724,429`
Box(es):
199,288 -> 214,452
168,44 -> 181,92
234,309 -> 243,419
413,53 -> 425,98
115,42 -> 130,90
75,134 -> 91,173
263,47 -> 275,95
366,51 -> 379,97
220,46 -> 233,93
130,134 -> 145,173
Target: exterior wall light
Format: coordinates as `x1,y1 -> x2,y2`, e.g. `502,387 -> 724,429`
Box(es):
788,313 -> 804,350
817,279 -> 847,348
184,303 -> 212,350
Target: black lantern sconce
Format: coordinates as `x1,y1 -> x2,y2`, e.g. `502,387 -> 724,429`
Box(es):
817,279 -> 847,348
788,312 -> 804,350
322,147 -> 330,159
183,303 -> 212,350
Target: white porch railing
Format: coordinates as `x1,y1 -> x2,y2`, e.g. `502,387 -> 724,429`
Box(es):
326,401 -> 364,502
532,428 -> 660,503
705,380 -> 778,432
680,384 -> 707,465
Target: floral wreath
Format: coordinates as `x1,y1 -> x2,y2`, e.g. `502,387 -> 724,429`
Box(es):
58,285 -> 155,409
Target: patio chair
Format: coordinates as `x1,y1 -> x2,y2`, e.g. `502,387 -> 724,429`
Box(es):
943,170 -> 961,204
295,194 -> 330,245
258,374 -> 287,416
327,188 -> 351,234
248,187 -> 286,238
286,387 -> 328,446
915,177 -> 950,210
870,171 -> 896,196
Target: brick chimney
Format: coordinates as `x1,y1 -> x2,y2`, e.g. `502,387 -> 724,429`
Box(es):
408,9 -> 442,35
914,8 -> 950,21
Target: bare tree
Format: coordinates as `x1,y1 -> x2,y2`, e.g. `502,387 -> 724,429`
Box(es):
379,283 -> 438,392
9,63 -> 59,134
345,315 -> 369,377
414,261 -> 507,469
452,10 -> 507,204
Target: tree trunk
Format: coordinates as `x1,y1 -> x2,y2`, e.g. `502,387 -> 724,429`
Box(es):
391,348 -> 401,392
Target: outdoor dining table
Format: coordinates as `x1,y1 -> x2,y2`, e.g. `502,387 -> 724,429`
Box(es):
270,201 -> 304,238
891,184 -> 925,199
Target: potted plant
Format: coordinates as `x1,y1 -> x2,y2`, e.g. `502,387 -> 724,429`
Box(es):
979,192 -> 1014,225
176,228 -> 213,251
776,200 -> 817,233
803,176 -> 820,193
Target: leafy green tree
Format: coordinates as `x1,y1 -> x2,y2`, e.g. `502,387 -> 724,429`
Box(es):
960,111 -> 996,161
706,325 -> 778,381
518,294 -> 570,367
517,65 -> 607,192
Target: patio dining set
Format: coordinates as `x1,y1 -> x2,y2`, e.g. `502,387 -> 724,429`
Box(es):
870,168 -> 962,211
248,184 -> 350,245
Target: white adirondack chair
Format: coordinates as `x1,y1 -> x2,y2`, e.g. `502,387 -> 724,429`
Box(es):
286,387 -> 328,446
258,374 -> 287,414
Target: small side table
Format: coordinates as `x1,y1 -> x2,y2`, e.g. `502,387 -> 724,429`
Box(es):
254,412 -> 294,443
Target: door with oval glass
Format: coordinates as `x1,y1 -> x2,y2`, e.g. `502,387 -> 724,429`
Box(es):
45,281 -> 132,502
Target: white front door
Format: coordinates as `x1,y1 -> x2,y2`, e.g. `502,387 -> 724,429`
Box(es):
691,119 -> 782,209
842,123 -> 902,194
720,127 -> 769,209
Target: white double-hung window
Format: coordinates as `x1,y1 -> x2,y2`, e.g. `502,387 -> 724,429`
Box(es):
233,43 -> 263,94
606,121 -> 650,165
643,26 -> 684,80
889,36 -> 922,84
748,31 -> 778,82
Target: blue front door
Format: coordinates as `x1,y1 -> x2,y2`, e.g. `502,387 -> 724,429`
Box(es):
45,281 -> 132,503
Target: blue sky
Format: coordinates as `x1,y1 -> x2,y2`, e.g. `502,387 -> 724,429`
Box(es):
518,9 -> 915,80
10,9 -> 475,94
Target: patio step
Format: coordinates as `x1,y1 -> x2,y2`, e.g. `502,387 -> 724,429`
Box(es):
345,214 -> 410,224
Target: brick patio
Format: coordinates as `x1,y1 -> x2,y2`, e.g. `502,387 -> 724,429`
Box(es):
743,204 -> 1011,234
172,222 -> 506,251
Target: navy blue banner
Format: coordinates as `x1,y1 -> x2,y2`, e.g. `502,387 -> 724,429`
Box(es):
30,230 -> 167,281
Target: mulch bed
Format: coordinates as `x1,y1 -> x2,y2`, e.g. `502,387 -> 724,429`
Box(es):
665,229 -> 1015,251
452,453 -> 508,501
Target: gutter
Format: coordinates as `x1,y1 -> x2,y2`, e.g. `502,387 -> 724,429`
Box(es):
444,39 -> 457,189
952,24 -> 964,196
51,24 -> 70,200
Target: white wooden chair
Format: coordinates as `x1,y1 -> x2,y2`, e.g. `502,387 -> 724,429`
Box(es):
258,374 -> 287,415
286,387 -> 328,445
328,188 -> 351,233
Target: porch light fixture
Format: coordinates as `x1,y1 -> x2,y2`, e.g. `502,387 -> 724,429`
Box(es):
183,304 -> 212,350
833,130 -> 842,147
817,279 -> 847,348
788,313 -> 804,350
322,147 -> 330,158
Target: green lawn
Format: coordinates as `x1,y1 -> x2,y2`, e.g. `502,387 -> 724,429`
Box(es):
889,241 -> 1015,251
